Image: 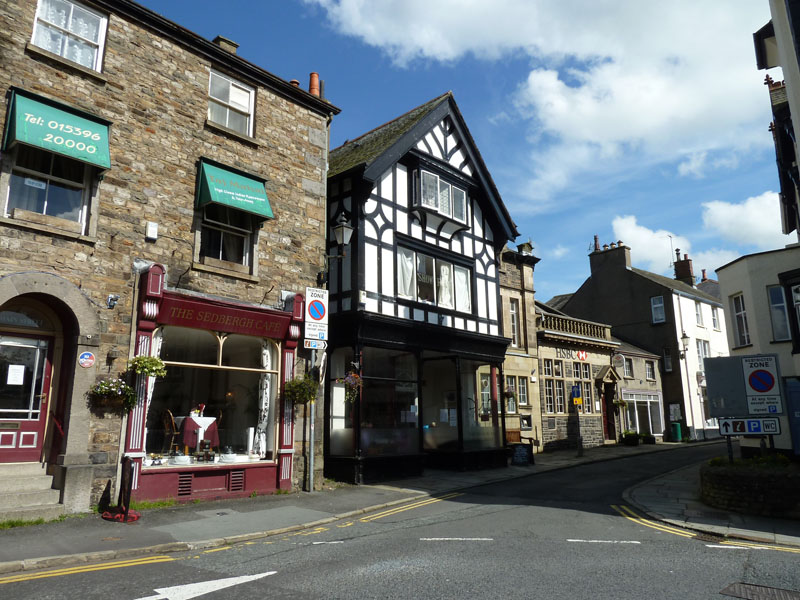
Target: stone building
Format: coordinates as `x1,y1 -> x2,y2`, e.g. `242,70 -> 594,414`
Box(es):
0,0 -> 338,519
497,243 -> 540,449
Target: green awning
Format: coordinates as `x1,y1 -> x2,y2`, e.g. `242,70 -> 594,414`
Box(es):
197,160 -> 273,219
3,89 -> 111,169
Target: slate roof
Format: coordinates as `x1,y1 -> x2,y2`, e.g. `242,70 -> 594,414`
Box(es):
630,267 -> 721,305
611,336 -> 659,358
328,93 -> 451,179
696,278 -> 721,300
328,92 -> 518,241
545,294 -> 573,312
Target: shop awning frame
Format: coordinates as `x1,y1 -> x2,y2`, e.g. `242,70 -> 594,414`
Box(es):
2,87 -> 111,170
196,158 -> 273,220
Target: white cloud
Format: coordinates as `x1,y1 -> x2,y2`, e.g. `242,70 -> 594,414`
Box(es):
702,191 -> 795,250
692,248 -> 741,276
550,244 -> 569,259
611,215 -> 690,275
307,0 -> 771,207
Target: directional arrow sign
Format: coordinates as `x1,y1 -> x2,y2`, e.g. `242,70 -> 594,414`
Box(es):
135,571 -> 276,600
718,417 -> 780,437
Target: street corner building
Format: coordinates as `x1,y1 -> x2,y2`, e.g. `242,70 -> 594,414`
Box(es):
0,0 -> 339,517
322,92 -> 520,483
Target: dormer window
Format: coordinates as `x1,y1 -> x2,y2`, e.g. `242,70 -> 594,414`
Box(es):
419,169 -> 466,222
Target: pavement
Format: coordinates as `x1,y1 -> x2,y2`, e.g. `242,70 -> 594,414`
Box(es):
1,439 -> 799,575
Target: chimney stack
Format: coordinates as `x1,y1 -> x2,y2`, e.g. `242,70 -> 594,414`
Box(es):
589,236 -> 631,273
309,72 -> 320,97
673,250 -> 695,287
212,35 -> 239,54
701,268 -> 708,282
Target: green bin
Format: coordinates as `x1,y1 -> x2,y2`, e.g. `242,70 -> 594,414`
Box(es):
670,422 -> 682,442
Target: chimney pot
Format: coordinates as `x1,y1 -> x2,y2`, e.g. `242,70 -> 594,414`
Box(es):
610,242 -> 616,248
603,244 -> 609,250
701,268 -> 707,281
675,249 -> 681,261
212,35 -> 239,54
309,72 -> 320,97
593,235 -> 600,251
290,79 -> 300,87
617,240 -> 623,246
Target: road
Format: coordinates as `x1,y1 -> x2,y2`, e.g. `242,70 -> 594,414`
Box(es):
4,444 -> 800,599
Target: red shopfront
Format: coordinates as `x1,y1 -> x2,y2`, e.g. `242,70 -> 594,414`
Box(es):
125,264 -> 304,501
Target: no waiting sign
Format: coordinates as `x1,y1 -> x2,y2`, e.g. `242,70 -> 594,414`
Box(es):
304,287 -> 328,341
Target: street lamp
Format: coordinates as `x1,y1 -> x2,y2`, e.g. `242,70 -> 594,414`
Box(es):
318,212 -> 354,284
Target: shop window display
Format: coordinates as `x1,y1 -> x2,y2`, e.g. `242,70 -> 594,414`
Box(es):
144,326 -> 279,463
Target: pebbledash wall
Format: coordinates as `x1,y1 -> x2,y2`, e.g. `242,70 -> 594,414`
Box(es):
0,0 -> 338,510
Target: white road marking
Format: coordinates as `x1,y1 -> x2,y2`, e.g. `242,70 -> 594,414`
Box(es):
312,541 -> 344,544
567,539 -> 641,544
134,571 -> 276,600
420,538 -> 494,541
705,545 -> 765,550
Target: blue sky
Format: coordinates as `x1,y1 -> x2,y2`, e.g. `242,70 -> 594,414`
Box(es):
138,0 -> 795,301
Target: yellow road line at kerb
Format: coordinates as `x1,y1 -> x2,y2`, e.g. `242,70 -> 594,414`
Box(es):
720,539 -> 800,554
611,504 -> 695,538
0,555 -> 175,585
361,493 -> 463,523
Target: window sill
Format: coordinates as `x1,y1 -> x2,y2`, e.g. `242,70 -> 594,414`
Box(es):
204,120 -> 260,147
770,339 -> 792,344
192,260 -> 259,283
0,212 -> 95,243
731,343 -> 753,351
26,43 -> 108,84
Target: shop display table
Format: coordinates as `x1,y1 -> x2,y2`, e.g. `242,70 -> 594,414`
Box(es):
174,415 -> 219,451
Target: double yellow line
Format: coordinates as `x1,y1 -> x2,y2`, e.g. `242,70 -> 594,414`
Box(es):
718,539 -> 800,555
0,555 -> 175,585
360,493 -> 463,523
611,504 -> 695,538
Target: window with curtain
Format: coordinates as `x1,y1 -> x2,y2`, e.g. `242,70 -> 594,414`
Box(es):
208,71 -> 255,136
32,0 -> 107,71
199,204 -> 256,266
396,247 -> 471,313
417,169 -> 467,222
5,145 -> 90,230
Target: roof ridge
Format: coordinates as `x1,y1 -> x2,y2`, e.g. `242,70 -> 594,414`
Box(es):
335,91 -> 451,151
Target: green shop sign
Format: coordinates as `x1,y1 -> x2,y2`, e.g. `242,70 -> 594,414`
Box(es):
4,89 -> 111,169
197,160 -> 273,219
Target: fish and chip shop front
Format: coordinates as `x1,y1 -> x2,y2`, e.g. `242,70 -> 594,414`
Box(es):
126,264 -> 305,501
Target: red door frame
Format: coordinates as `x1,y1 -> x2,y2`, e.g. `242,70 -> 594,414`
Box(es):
0,332 -> 54,463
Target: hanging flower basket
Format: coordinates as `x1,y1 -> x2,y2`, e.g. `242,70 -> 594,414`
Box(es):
336,371 -> 363,402
87,378 -> 136,415
284,373 -> 319,406
128,355 -> 167,378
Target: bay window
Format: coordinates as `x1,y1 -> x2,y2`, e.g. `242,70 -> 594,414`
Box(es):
418,169 -> 467,222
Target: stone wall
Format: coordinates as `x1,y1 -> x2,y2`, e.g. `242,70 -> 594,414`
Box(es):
700,464 -> 800,519
541,414 -> 604,451
0,1 -> 334,505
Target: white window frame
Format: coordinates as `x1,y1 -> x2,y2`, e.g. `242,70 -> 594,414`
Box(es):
582,363 -> 590,379
517,377 -> 528,406
696,339 -> 710,370
208,70 -> 255,137
544,379 -> 555,413
418,169 -> 467,223
396,247 -> 471,313
582,382 -> 593,413
623,357 -> 633,378
555,380 -> 565,413
695,301 -> 704,327
645,360 -> 655,381
543,359 -> 553,377
199,204 -> 255,267
3,144 -> 92,233
505,376 -> 517,413
711,307 -> 720,330
509,298 -> 520,347
767,285 -> 791,341
651,296 -> 665,323
32,0 -> 108,72
731,294 -> 751,346
553,360 -> 563,377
